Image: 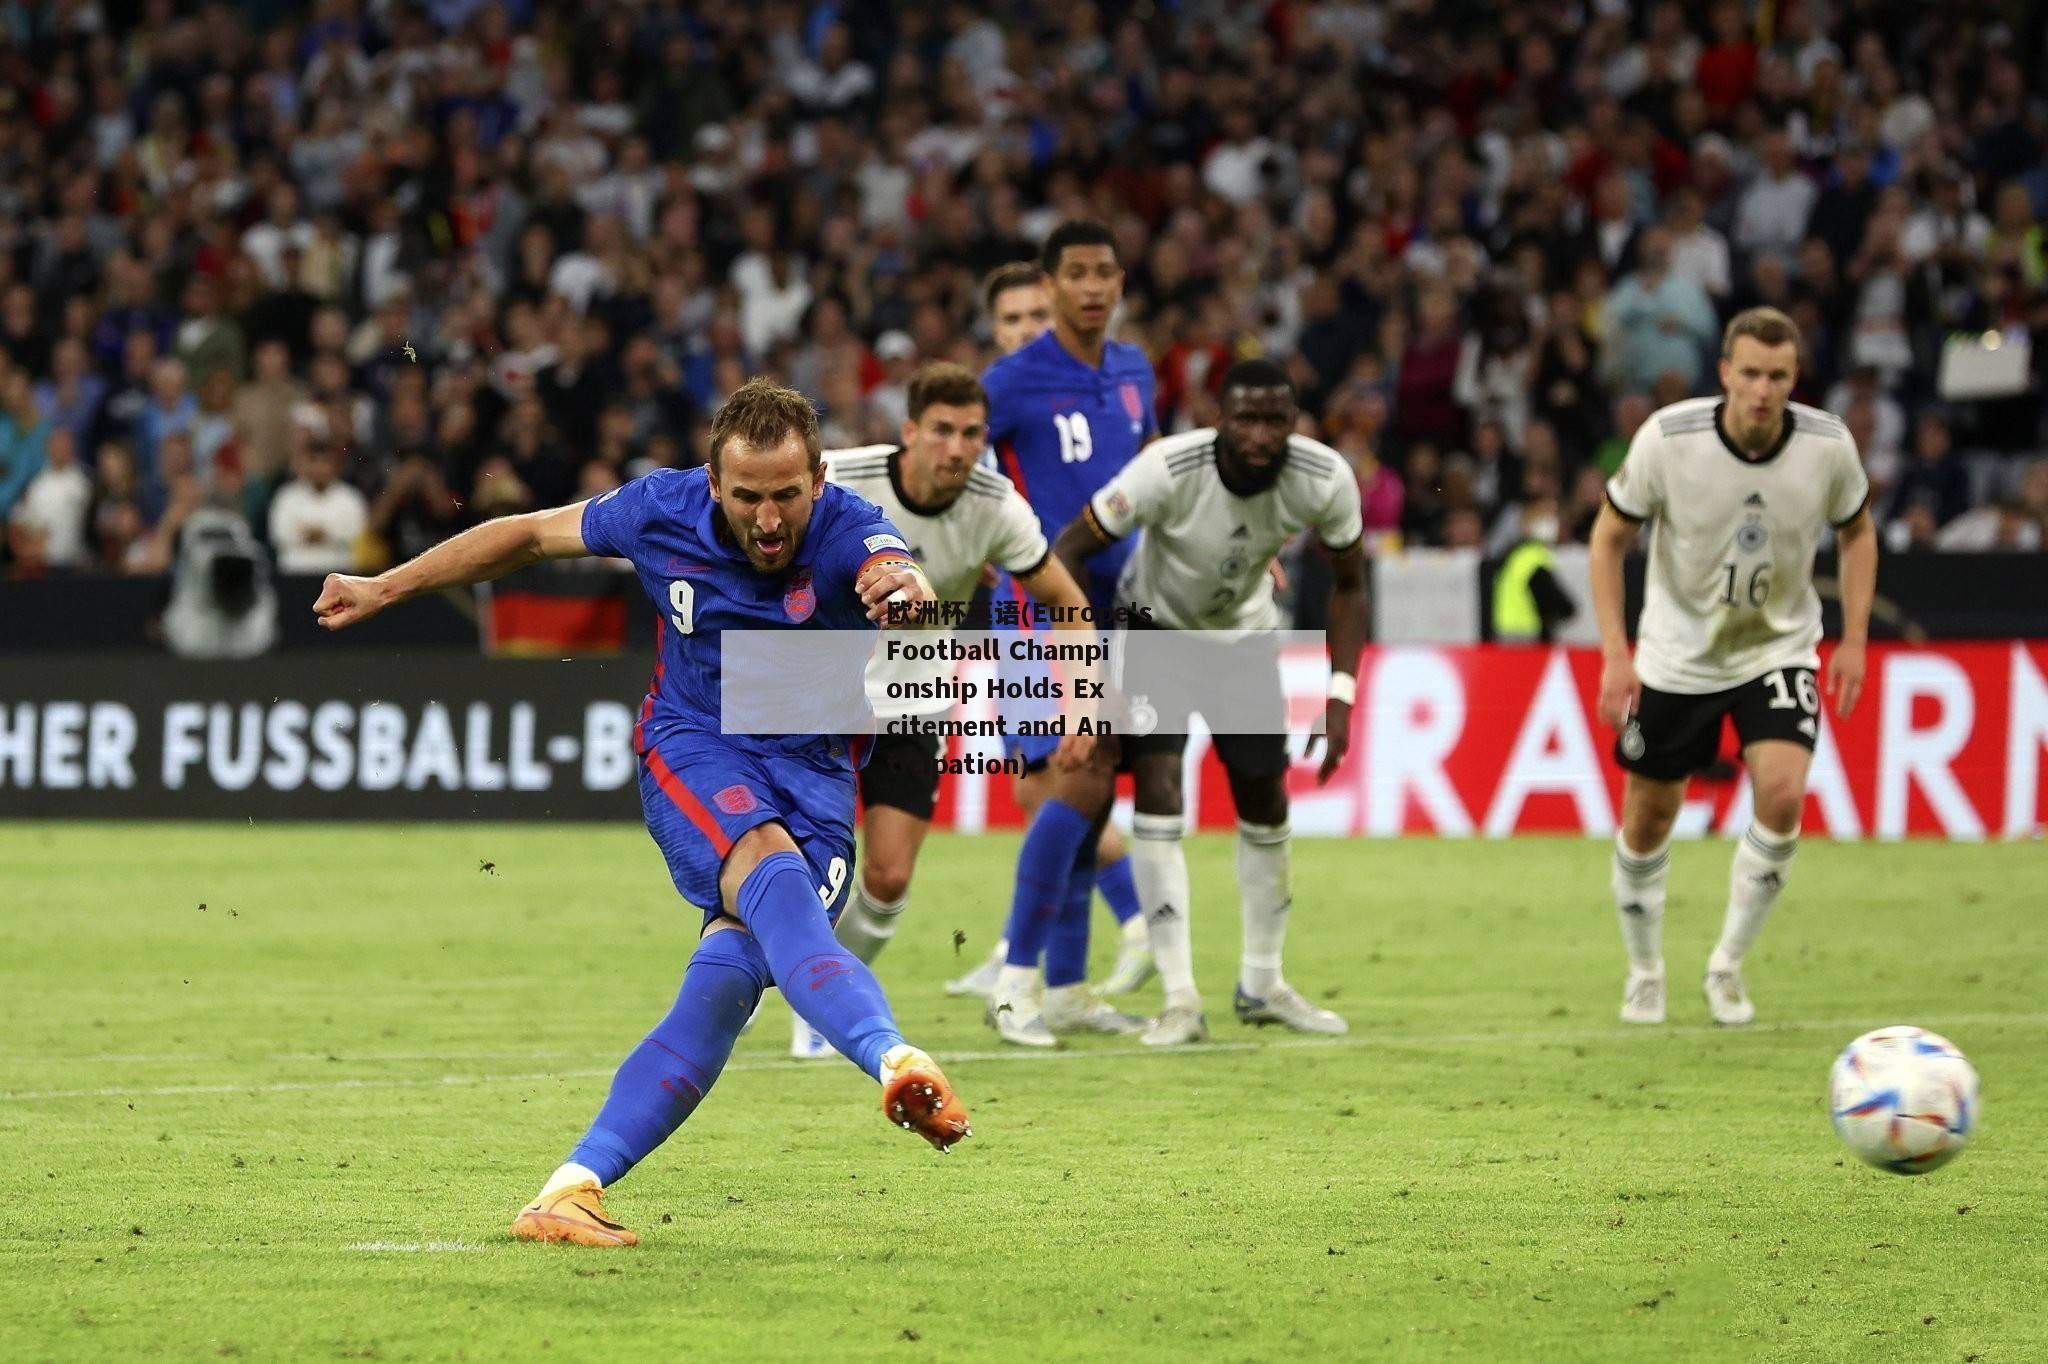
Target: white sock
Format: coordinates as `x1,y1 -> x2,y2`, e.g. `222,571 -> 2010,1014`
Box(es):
994,963 -> 1039,1001
1042,982 -> 1083,1014
1236,820 -> 1291,998
1711,822 -> 1797,971
1131,813 -> 1198,1009
987,936 -> 1010,965
540,1161 -> 602,1196
1611,831 -> 1670,974
835,878 -> 905,965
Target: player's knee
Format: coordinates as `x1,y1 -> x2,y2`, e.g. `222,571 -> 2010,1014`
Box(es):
1234,784 -> 1288,828
1013,767 -> 1048,817
1753,779 -> 1804,834
1055,757 -> 1116,813
719,823 -> 797,904
1134,763 -> 1182,816
1096,821 -> 1128,862
862,860 -> 912,906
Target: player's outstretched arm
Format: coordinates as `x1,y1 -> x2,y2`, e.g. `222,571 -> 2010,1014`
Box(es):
1827,507 -> 1877,717
314,501 -> 594,630
1588,501 -> 1642,730
1306,541 -> 1368,784
1050,511 -> 1114,586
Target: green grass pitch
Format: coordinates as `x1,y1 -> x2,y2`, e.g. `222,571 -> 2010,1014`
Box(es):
1,824 -> 2044,1362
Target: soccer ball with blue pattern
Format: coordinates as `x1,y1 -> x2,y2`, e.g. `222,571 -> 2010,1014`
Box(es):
1829,1027 -> 1979,1174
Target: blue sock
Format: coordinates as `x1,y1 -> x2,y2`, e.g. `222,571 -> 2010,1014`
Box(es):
1003,798 -> 1095,969
736,851 -> 904,1079
567,927 -> 771,1186
1044,841 -> 1099,988
1095,854 -> 1140,926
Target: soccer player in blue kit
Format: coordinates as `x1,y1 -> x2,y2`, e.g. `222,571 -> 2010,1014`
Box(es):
946,259 -> 1155,1010
976,221 -> 1160,1044
312,378 -> 971,1247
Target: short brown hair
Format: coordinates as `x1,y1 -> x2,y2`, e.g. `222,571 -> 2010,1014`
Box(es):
706,376 -> 822,472
1722,306 -> 1802,358
982,261 -> 1042,316
905,362 -> 988,422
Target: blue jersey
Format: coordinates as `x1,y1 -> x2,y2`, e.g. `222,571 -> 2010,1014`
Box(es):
983,330 -> 1157,610
581,466 -> 907,766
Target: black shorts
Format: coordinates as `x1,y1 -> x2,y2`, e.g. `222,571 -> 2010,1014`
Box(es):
1616,665 -> 1820,782
1115,623 -> 1291,781
857,730 -> 944,820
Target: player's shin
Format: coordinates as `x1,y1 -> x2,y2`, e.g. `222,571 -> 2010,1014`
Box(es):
835,876 -> 906,966
998,797 -> 1095,989
735,851 -> 906,1080
1236,820 -> 1291,998
1611,831 -> 1671,974
1042,839 -> 1099,994
553,927 -> 771,1192
1095,853 -> 1142,925
1712,822 -> 1797,971
1132,813 -> 1198,1008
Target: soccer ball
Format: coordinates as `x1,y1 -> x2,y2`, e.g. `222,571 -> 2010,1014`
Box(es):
1828,1026 -> 1979,1175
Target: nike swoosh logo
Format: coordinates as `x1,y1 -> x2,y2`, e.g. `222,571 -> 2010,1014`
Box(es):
569,1201 -> 627,1231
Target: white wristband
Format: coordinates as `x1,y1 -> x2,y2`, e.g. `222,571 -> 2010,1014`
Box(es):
1328,671 -> 1357,706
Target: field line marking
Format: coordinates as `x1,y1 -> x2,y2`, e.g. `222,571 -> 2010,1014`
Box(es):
4,1011 -> 2046,1103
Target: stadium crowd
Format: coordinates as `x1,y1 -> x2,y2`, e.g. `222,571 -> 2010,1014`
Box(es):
2,0 -> 2047,591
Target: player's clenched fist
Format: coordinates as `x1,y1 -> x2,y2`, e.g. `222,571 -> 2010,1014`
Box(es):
857,557 -> 934,625
313,573 -> 390,630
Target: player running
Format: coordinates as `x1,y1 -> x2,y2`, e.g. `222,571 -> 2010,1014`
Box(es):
1052,359 -> 1366,1046
313,378 -> 971,1247
1589,307 -> 1877,1026
944,257 -> 1156,1005
783,361 -> 1096,1058
973,222 -> 1161,1044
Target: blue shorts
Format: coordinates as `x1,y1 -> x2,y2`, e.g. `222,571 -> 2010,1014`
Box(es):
639,732 -> 857,927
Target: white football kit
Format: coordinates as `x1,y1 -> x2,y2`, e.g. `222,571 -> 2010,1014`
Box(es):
1605,398 -> 1869,695
1086,430 -> 1365,634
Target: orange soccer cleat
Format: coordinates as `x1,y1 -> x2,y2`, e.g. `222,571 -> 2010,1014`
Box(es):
879,1045 -> 972,1153
511,1180 -> 639,1247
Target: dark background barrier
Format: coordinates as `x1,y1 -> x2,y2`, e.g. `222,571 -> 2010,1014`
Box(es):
0,655 -> 648,820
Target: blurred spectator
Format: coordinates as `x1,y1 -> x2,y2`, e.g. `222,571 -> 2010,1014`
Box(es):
1885,495 -> 1942,553
1666,188 -> 1732,301
1491,497 -> 1577,644
1334,429 -> 1403,545
234,340 -> 309,484
35,341 -> 109,455
268,438 -> 369,574
174,277 -> 247,390
1603,227 -> 1719,394
0,368 -> 51,522
1886,413 -> 1971,529
1396,287 -> 1466,449
11,429 -> 92,570
1733,131 -> 1817,265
